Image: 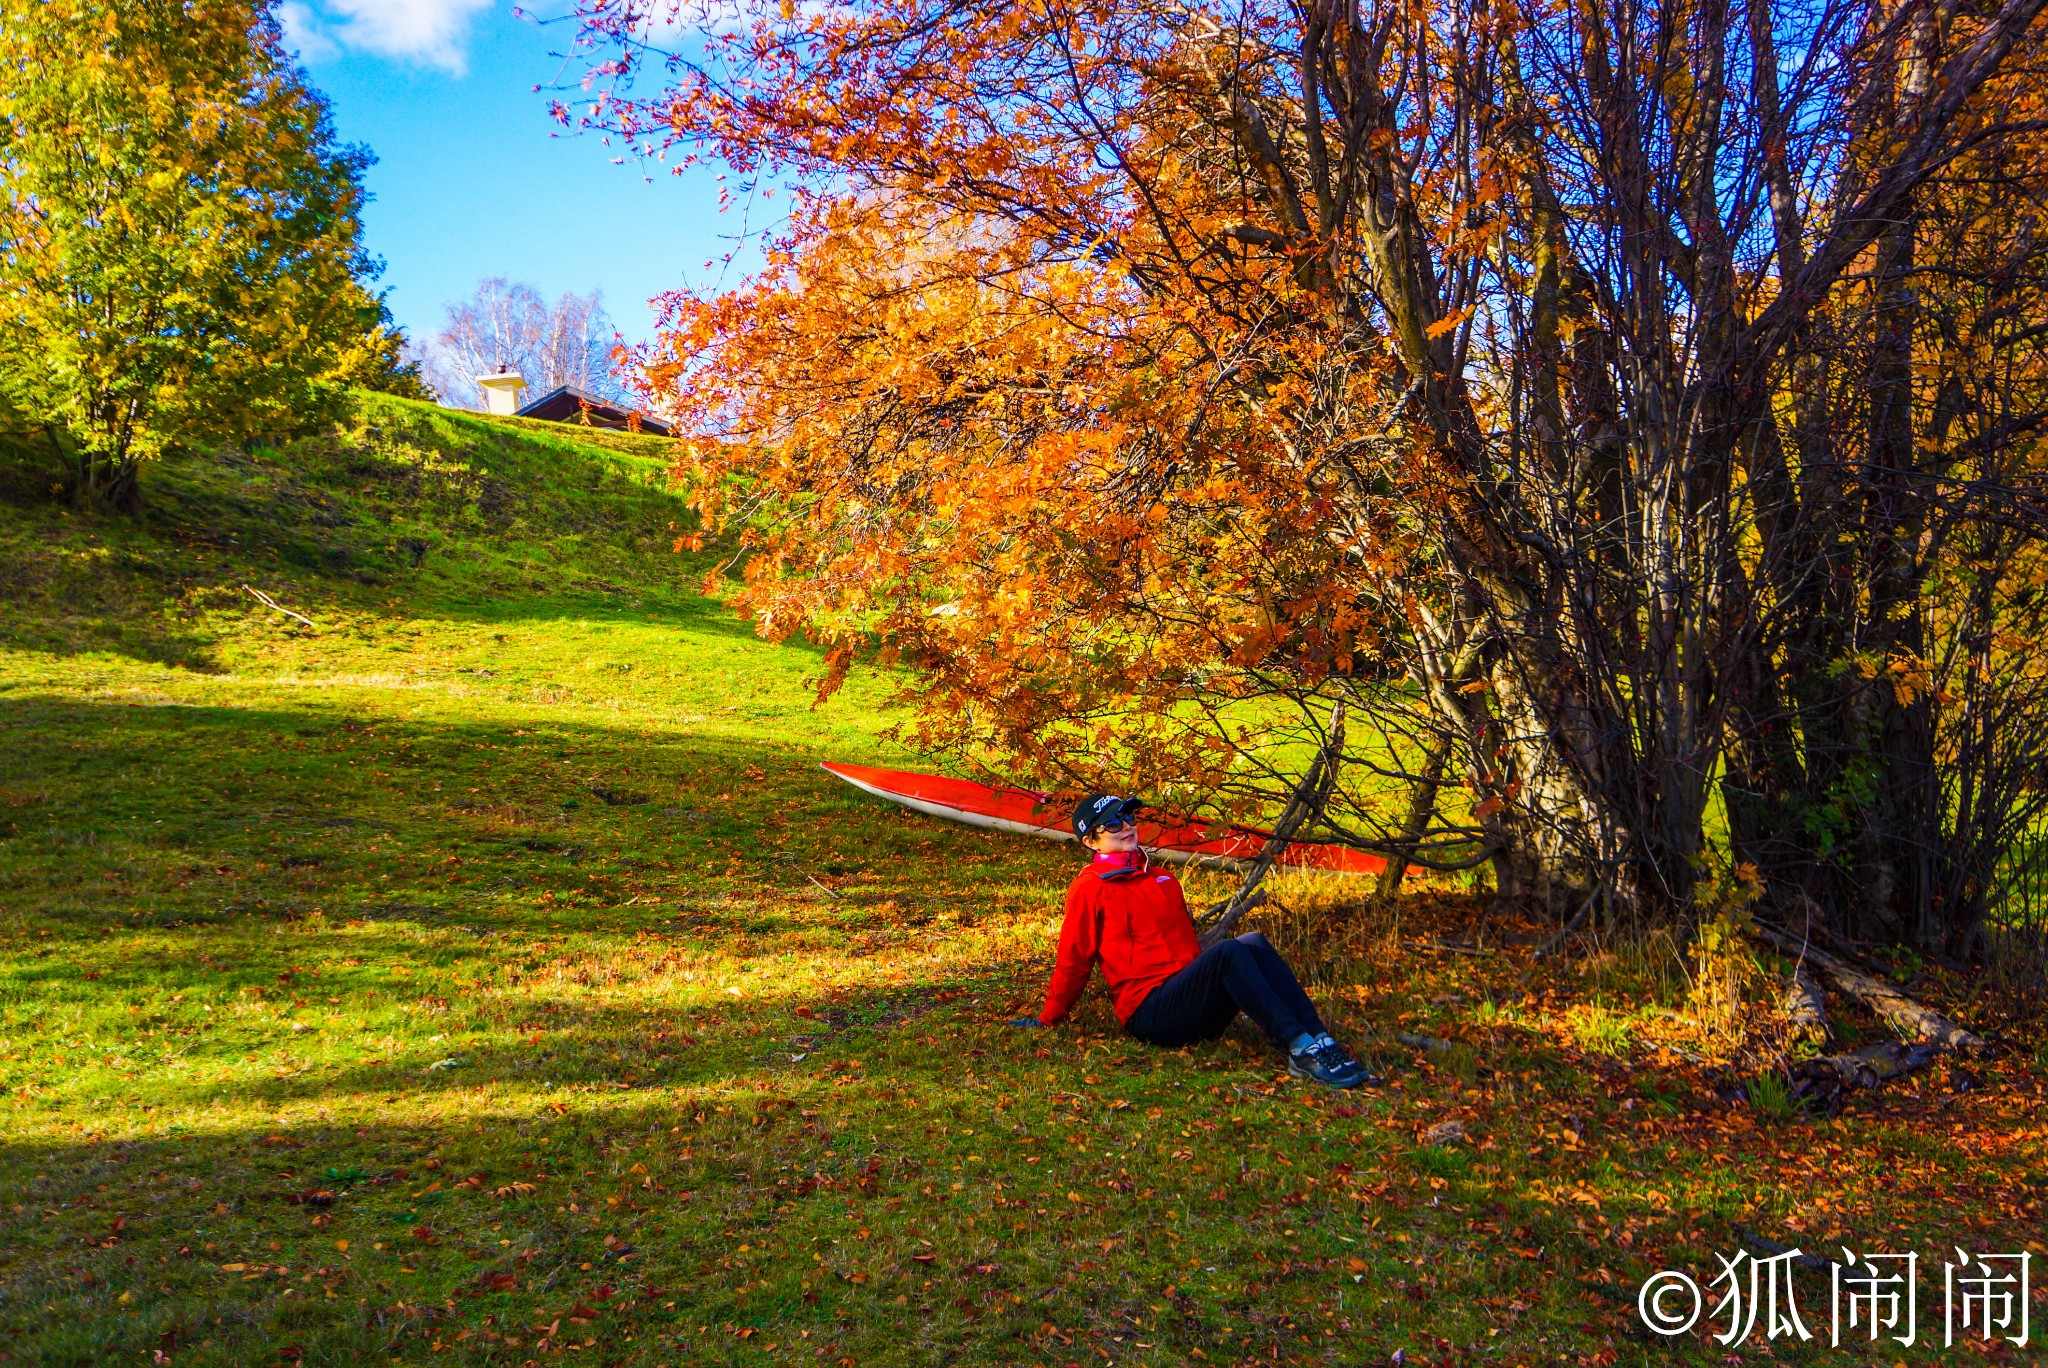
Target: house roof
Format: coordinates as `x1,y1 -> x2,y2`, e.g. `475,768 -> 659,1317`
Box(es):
514,384 -> 672,437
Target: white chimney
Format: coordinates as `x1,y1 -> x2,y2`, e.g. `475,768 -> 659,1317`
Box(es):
477,367 -> 525,416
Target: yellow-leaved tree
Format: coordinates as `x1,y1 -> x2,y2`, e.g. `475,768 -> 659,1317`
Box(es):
0,0 -> 377,507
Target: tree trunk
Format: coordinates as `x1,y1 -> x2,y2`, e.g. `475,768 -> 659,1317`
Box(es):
62,434 -> 143,513
1848,3 -> 1942,947
1374,733 -> 1451,900
100,454 -> 143,512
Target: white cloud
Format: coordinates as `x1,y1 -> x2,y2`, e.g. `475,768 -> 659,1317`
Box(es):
276,1 -> 340,62
282,0 -> 496,74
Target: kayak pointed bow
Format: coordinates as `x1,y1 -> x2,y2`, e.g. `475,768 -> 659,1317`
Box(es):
820,761 -> 1074,843
819,762 -> 1383,875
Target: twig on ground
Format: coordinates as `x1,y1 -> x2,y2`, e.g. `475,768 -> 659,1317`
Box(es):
1736,1228 -> 1846,1277
1403,940 -> 1488,956
1788,1040 -> 1944,1112
779,853 -> 842,899
242,583 -> 316,629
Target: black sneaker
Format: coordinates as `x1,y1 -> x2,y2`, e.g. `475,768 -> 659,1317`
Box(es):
1288,1035 -> 1370,1089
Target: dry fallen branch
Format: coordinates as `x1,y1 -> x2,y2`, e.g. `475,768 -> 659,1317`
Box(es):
1396,1033 -> 1454,1053
1755,923 -> 1984,1054
1737,1229 -> 1847,1277
1783,962 -> 1829,1046
1797,1040 -> 1943,1090
1532,891 -> 1597,962
1404,940 -> 1489,957
1789,1041 -> 1945,1113
242,583 -> 315,630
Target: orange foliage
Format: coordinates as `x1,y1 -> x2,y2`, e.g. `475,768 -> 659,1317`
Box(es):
582,0 -> 1460,827
567,0 -> 2048,935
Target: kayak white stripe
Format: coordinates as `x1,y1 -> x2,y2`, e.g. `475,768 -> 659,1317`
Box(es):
827,766 -> 1077,841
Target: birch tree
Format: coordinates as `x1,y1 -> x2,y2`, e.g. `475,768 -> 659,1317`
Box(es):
423,277 -> 627,409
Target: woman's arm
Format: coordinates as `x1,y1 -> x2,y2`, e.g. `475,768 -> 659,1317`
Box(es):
1038,878 -> 1101,1024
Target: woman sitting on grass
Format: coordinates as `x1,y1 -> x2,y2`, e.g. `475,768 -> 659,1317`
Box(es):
1008,793 -> 1375,1088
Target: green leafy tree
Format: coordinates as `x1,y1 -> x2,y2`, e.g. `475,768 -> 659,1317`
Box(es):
330,281 -> 437,404
0,0 -> 374,508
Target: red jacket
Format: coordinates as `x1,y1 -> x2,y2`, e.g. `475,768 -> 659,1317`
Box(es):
1040,852 -> 1201,1024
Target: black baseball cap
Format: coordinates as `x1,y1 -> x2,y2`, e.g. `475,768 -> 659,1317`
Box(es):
1073,793 -> 1145,840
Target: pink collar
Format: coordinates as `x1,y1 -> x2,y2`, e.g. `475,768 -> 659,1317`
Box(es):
1091,849 -> 1151,881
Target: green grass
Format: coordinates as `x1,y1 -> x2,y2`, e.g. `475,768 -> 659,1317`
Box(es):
0,395 -> 2040,1365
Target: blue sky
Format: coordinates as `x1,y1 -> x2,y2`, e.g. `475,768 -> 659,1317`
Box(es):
281,0 -> 750,351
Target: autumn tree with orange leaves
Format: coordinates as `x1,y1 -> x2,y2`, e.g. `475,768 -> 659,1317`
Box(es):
572,0 -> 2048,959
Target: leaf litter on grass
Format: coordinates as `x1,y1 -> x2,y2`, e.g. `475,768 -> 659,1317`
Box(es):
0,398 -> 2038,1366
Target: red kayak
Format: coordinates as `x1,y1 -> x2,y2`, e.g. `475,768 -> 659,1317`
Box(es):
821,761 -> 1384,875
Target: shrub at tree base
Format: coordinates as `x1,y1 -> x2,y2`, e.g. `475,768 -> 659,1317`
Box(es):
0,0 -> 377,507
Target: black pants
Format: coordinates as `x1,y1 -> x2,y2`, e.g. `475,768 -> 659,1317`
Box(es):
1125,932 -> 1326,1050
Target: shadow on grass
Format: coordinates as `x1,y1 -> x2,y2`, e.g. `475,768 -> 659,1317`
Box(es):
0,691 -> 1077,1070
0,692 -> 1033,881
0,960 -> 1271,1368
0,495 -> 770,677
392,580 -> 780,648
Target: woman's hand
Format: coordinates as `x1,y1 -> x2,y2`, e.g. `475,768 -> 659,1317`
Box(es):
1005,1015 -> 1046,1030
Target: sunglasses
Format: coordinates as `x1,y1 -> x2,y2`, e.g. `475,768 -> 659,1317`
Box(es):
1096,817 -> 1136,834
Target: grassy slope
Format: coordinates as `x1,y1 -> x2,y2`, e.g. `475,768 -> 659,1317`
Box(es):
0,394 -> 2039,1366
